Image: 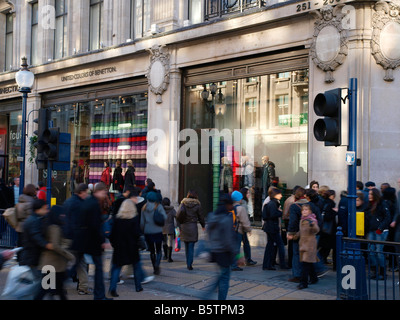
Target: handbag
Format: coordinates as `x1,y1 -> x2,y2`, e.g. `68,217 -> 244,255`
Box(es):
322,218 -> 335,235
153,204 -> 165,227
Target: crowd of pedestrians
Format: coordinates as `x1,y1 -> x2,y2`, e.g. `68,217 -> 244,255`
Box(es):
3,170 -> 400,300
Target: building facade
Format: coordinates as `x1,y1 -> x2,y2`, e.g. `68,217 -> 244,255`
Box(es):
1,0 -> 400,220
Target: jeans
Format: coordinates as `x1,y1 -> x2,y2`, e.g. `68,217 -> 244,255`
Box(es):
109,262 -> 142,292
291,240 -> 302,278
231,232 -> 243,268
185,242 -> 195,268
206,265 -> 231,300
368,230 -> 389,269
242,232 -> 252,261
91,254 -> 106,300
263,232 -> 286,268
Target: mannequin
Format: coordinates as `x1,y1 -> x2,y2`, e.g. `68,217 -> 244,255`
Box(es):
112,160 -> 124,194
242,155 -> 254,219
220,157 -> 233,193
261,156 -> 276,203
83,159 -> 90,185
123,159 -> 136,192
101,161 -> 111,188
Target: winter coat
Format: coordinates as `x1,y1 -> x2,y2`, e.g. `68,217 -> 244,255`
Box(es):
162,205 -> 177,235
233,202 -> 251,235
15,194 -> 36,233
365,200 -> 391,233
287,199 -> 322,238
109,200 -> 141,267
206,205 -> 237,255
19,212 -> 48,267
63,193 -> 85,241
299,217 -> 320,263
112,166 -> 124,192
101,167 -> 111,187
38,224 -> 75,272
321,198 -> 337,235
80,195 -> 106,256
262,198 -> 282,234
123,166 -> 136,192
140,201 -> 167,235
262,161 -> 275,190
176,198 -> 205,243
282,194 -> 296,221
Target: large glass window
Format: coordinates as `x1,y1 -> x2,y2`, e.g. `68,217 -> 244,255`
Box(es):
8,111 -> 22,184
189,0 -> 202,24
89,0 -> 103,51
44,93 -> 148,204
132,0 -> 151,39
5,12 -> 13,71
54,0 -> 68,59
183,69 -> 309,221
31,2 -> 39,65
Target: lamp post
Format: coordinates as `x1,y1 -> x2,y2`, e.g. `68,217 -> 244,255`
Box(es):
15,57 -> 35,195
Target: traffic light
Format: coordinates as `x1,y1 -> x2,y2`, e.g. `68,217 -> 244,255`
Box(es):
313,88 -> 343,147
33,109 -> 50,169
43,127 -> 59,161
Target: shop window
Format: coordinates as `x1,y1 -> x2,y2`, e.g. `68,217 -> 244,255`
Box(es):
5,12 -> 13,71
8,111 -> 22,184
45,93 -> 148,204
89,0 -> 104,50
31,2 -> 39,65
54,0 -> 68,59
184,69 -> 308,221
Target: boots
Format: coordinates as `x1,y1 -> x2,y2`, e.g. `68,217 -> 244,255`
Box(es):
167,247 -> 173,262
369,266 -> 377,279
150,253 -> 156,272
154,253 -> 162,275
163,244 -> 168,260
378,267 -> 386,280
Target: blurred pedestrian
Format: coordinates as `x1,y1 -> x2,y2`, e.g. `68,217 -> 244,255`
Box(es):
162,197 -> 177,263
108,187 -> 143,297
35,205 -> 75,300
64,183 -> 92,295
80,182 -> 112,300
140,191 -> 167,275
205,194 -> 237,300
176,190 -> 205,270
36,181 -> 46,201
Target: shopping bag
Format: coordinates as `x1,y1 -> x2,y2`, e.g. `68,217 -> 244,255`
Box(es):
2,265 -> 40,300
174,227 -> 181,252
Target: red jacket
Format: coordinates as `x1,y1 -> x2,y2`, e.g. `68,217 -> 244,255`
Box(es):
37,187 -> 47,201
101,167 -> 111,187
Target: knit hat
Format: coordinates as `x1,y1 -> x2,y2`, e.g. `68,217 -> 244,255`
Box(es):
231,190 -> 243,202
146,191 -> 159,202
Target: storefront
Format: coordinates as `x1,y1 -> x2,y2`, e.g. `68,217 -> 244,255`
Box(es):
41,77 -> 148,204
182,49 -> 309,220
0,92 -> 22,188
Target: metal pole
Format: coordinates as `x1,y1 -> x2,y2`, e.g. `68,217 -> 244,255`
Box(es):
19,90 -> 29,195
47,160 -> 52,207
347,78 -> 357,239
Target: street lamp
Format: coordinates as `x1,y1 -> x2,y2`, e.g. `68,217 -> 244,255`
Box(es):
15,57 -> 35,195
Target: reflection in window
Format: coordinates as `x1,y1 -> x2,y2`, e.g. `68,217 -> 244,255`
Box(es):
5,12 -> 13,71
189,0 -> 202,24
89,0 -> 103,50
31,2 -> 39,65
276,94 -> 289,126
132,0 -> 151,38
245,98 -> 257,128
54,0 -> 68,59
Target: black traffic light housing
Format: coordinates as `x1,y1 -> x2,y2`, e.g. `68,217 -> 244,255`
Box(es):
43,127 -> 59,161
33,109 -> 50,169
313,88 -> 343,147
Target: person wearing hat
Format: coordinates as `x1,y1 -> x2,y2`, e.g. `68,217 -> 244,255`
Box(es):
123,160 -> 136,193
108,186 -> 143,296
230,190 -> 252,271
205,194 -> 237,300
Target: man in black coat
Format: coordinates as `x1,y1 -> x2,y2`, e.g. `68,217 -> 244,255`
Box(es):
80,182 -> 112,300
123,159 -> 136,192
64,183 -> 91,295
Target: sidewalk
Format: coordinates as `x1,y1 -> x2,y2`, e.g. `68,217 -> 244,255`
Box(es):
0,244 -> 337,301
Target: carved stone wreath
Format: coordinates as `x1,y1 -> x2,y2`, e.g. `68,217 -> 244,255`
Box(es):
145,45 -> 170,104
310,5 -> 348,83
371,0 -> 400,81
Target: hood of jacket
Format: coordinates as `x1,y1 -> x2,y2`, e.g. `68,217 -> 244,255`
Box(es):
181,198 -> 200,208
143,201 -> 157,213
18,194 -> 35,204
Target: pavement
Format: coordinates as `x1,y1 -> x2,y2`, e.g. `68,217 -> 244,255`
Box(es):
0,243 -> 338,301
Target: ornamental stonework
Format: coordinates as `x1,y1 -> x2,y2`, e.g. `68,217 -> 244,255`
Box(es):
146,45 -> 170,104
310,5 -> 349,83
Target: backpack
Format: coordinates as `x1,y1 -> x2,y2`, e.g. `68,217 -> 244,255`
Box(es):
3,207 -> 18,229
232,204 -> 240,232
153,204 -> 165,227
